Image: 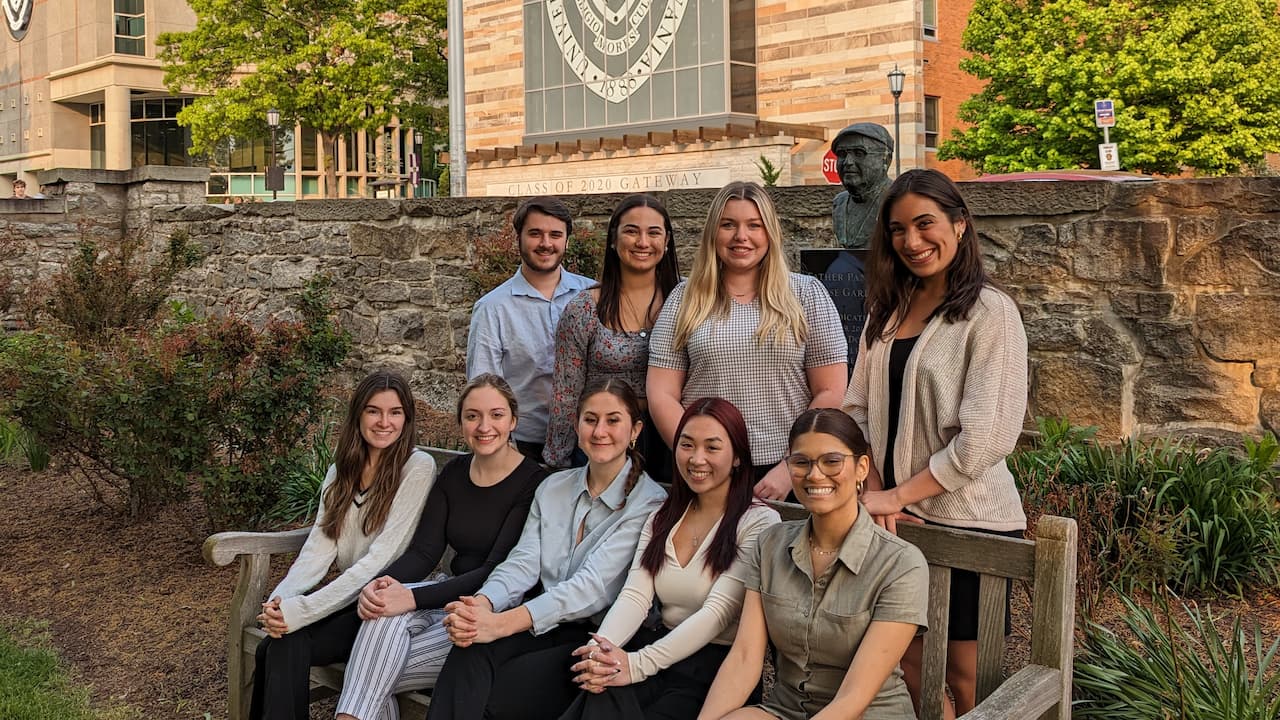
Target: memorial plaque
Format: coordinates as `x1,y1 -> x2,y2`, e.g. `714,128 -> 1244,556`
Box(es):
801,248 -> 867,367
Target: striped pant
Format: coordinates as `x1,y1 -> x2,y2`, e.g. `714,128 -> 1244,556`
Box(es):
335,602 -> 453,720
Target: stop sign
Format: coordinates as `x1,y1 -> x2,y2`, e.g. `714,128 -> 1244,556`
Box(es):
822,149 -> 840,184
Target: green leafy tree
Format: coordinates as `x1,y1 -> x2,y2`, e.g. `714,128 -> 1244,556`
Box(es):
939,0 -> 1280,175
159,0 -> 447,196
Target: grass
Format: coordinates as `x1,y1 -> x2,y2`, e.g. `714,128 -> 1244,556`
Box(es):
0,619 -> 137,720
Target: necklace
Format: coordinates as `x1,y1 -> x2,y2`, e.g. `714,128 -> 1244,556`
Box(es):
620,288 -> 657,337
812,545 -> 838,556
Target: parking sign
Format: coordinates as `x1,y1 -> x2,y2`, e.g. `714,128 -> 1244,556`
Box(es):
1094,99 -> 1115,128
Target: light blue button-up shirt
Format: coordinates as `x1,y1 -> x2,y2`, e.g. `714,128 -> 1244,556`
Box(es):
478,460 -> 667,635
466,266 -> 592,444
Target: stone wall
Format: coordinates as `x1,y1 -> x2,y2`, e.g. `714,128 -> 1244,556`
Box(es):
3,171 -> 1278,441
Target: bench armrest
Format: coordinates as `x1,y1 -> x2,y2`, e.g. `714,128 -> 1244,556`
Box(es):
203,528 -> 311,566
960,664 -> 1061,720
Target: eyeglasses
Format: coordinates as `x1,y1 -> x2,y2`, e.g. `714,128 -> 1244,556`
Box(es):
784,452 -> 858,478
836,147 -> 887,160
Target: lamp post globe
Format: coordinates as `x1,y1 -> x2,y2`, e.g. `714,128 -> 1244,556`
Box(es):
887,65 -> 905,176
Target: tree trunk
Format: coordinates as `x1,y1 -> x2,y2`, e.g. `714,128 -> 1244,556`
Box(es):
320,130 -> 339,198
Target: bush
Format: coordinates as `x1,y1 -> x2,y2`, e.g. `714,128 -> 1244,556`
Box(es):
1012,418 -> 1280,600
268,411 -> 337,525
466,215 -> 605,299
1074,592 -> 1280,720
0,278 -> 351,528
23,227 -> 200,343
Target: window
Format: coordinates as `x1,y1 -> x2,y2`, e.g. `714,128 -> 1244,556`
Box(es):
925,96 -> 939,149
90,103 -> 106,169
128,97 -> 195,166
114,0 -> 146,55
923,0 -> 937,39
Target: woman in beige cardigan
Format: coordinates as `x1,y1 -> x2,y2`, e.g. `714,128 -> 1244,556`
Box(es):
842,169 -> 1028,720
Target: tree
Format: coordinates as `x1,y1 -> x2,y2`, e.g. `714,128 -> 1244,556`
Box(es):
939,0 -> 1280,176
159,0 -> 448,197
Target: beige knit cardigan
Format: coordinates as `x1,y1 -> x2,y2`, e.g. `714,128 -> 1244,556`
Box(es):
843,286 -> 1028,532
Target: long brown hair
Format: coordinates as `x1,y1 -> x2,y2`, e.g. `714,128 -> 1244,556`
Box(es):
577,378 -> 645,503
596,193 -> 680,332
641,398 -> 757,578
864,169 -> 991,346
321,370 -> 419,539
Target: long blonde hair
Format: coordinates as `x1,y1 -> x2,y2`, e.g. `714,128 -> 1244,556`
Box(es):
672,181 -> 807,351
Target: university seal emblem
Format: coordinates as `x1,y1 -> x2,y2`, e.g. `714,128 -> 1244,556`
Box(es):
545,0 -> 690,103
3,0 -> 32,41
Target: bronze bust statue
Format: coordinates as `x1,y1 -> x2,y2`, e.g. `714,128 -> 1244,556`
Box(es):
831,123 -> 894,249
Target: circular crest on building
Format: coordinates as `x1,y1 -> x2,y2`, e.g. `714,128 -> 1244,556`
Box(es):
545,0 -> 691,104
4,0 -> 32,41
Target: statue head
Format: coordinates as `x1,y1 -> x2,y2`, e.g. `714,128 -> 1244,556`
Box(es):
832,123 -> 894,200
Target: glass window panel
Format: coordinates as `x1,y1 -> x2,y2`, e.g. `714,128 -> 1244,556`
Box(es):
130,100 -> 143,120
607,45 -> 627,78
301,127 -> 317,171
165,122 -> 186,165
115,36 -> 143,55
730,63 -> 756,114
675,67 -> 699,117
585,89 -> 606,129
925,96 -> 939,148
90,125 -> 105,170
347,178 -> 359,196
344,135 -> 357,172
115,0 -> 144,15
673,1 -> 699,67
164,98 -> 183,118
207,175 -> 228,195
526,90 -> 544,134
728,0 -> 754,64
651,71 -> 675,120
524,3 -> 543,90
302,176 -> 320,195
701,64 -> 725,114
146,122 -> 165,164
923,0 -> 937,33
700,0 -> 725,63
229,175 -> 254,194
628,78 -> 651,123
545,87 -> 564,132
606,94 -> 627,126
563,85 -> 585,129
230,137 -> 254,171
145,99 -> 163,119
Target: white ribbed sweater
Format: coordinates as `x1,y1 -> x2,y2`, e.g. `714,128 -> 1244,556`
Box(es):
844,287 -> 1028,532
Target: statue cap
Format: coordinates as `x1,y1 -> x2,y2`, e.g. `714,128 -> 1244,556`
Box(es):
833,122 -> 894,154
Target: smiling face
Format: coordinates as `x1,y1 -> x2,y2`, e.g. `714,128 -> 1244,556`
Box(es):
577,391 -> 641,467
518,209 -> 569,276
459,386 -> 517,457
614,205 -> 668,275
714,198 -> 770,275
360,389 -> 406,457
787,431 -> 868,516
888,192 -> 965,291
675,415 -> 737,501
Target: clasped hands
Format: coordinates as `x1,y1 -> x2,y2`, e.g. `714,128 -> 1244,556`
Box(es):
569,633 -> 630,693
257,597 -> 288,638
442,595 -> 504,647
358,575 -> 416,620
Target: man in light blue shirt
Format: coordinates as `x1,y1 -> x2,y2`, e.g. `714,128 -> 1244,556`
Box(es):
466,196 -> 592,458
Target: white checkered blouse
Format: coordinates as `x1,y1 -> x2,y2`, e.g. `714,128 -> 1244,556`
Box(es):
649,273 -> 847,464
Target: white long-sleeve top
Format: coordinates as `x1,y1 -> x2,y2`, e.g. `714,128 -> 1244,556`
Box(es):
595,502 -> 781,683
269,450 -> 436,632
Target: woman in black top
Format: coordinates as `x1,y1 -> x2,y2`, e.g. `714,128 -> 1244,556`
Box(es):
335,373 -> 546,720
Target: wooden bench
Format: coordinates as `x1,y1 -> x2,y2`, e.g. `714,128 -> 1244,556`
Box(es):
206,447 -> 1076,720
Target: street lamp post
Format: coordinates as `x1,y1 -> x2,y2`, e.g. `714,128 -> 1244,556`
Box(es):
413,129 -> 424,198
887,65 -> 905,176
266,108 -> 281,200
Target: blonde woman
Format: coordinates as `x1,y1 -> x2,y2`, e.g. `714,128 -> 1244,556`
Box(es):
647,181 -> 847,500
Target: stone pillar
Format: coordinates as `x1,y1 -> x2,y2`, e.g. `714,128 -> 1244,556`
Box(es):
104,85 -> 132,171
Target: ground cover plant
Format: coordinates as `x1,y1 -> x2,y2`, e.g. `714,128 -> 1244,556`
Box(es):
0,619 -> 136,720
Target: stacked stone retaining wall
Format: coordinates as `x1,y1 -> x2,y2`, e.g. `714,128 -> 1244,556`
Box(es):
3,170 -> 1277,441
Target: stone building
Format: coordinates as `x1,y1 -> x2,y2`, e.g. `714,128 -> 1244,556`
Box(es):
459,0 -> 981,194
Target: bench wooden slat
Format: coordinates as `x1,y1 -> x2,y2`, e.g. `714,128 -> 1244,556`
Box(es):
204,527 -> 309,566
919,564 -> 952,720
975,572 -> 1007,703
1028,516 -> 1077,720
898,524 -> 1036,581
960,664 -> 1062,719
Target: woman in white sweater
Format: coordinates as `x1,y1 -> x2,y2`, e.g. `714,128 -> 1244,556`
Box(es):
250,370 -> 436,720
560,397 -> 779,720
843,169 -> 1028,719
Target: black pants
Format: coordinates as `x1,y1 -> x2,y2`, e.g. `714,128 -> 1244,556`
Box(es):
558,627 -> 747,720
426,621 -> 590,720
249,604 -> 361,720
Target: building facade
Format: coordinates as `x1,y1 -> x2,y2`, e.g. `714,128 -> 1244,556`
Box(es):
0,0 -> 431,199
459,0 -> 982,195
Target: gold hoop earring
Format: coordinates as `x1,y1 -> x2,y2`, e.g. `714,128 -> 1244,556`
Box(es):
857,479 -> 865,496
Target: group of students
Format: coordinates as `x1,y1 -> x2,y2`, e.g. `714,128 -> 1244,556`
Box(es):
249,169 -> 1029,720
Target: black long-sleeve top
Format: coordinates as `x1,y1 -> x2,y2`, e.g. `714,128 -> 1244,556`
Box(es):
381,454 -> 545,609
